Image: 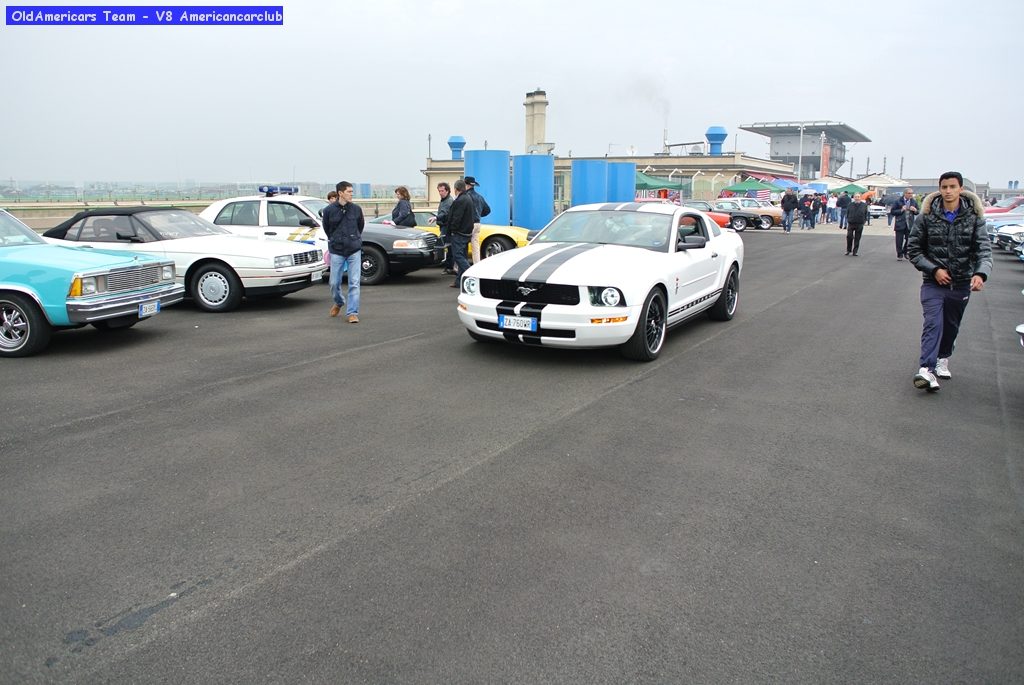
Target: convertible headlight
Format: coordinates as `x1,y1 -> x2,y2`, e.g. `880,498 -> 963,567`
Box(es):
462,276 -> 479,295
588,286 -> 624,307
274,255 -> 294,268
1013,232 -> 1024,243
161,265 -> 175,281
393,238 -> 427,249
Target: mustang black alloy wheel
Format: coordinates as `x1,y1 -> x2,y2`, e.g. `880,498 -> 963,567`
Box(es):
708,266 -> 739,321
621,288 -> 666,361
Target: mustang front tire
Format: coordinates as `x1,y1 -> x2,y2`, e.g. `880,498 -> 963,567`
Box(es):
0,292 -> 52,357
482,236 -> 515,258
621,288 -> 666,361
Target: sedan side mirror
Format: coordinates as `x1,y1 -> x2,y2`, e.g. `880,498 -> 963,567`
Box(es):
299,218 -> 318,228
677,235 -> 707,250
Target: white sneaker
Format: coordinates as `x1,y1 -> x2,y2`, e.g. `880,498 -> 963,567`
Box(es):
935,358 -> 951,379
913,367 -> 940,392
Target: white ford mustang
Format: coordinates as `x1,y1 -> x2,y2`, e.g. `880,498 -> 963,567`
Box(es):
457,202 -> 744,361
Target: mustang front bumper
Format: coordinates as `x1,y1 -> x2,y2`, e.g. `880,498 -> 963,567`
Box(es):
457,296 -> 641,349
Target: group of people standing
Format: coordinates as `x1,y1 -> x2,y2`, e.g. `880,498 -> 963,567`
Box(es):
780,189 -> 851,232
434,176 -> 491,287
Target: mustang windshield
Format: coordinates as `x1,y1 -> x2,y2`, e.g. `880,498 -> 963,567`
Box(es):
535,210 -> 673,252
0,211 -> 47,246
138,210 -> 231,240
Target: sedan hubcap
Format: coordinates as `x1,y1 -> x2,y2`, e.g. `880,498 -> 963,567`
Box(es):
198,273 -> 229,304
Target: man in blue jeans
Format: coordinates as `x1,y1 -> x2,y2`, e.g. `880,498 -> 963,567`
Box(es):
321,181 -> 365,323
907,171 -> 992,391
780,189 -> 799,233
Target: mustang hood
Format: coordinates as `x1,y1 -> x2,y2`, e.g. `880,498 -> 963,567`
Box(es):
467,242 -> 666,285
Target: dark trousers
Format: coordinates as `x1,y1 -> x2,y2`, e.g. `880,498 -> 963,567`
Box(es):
894,229 -> 910,258
919,282 -> 971,369
845,223 -> 864,254
450,232 -> 471,284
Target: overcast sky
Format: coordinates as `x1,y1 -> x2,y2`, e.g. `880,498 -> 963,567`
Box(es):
2,0 -> 1021,187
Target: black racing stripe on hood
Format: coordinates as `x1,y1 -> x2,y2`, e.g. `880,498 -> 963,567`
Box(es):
521,243 -> 600,284
501,244 -> 573,281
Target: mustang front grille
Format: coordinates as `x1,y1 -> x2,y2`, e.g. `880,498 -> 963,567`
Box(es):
105,265 -> 162,292
292,250 -> 321,265
479,279 -> 580,305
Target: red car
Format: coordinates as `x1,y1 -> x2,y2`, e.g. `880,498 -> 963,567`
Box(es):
985,196 -> 1024,214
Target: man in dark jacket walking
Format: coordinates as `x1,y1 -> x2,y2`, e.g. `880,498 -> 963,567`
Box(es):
447,179 -> 476,287
436,182 -> 455,274
836,191 -> 852,229
321,181 -> 365,323
889,187 -> 919,261
844,193 -> 869,255
780,189 -> 799,233
907,171 -> 992,392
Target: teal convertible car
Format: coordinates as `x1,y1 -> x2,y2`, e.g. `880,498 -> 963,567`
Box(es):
0,209 -> 184,357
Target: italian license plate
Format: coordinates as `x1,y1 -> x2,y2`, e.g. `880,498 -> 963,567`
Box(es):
310,270 -> 323,282
138,301 -> 160,318
499,314 -> 537,332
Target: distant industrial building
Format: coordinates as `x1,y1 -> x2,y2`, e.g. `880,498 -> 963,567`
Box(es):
739,121 -> 871,181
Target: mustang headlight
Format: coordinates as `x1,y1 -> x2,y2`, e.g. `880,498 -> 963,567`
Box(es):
588,286 -> 624,307
393,238 -> 428,249
462,276 -> 479,296
161,265 -> 175,281
274,255 -> 294,268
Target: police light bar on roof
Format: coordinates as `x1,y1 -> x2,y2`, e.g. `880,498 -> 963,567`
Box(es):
258,185 -> 299,196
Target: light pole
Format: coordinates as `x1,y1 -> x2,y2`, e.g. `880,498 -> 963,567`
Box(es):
819,131 -> 826,179
710,172 -> 723,198
690,170 -> 704,200
796,124 -> 805,184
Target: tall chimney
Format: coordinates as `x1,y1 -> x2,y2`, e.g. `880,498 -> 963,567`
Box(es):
524,89 -> 548,153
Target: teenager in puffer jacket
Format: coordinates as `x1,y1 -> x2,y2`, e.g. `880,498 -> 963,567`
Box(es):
906,171 -> 992,392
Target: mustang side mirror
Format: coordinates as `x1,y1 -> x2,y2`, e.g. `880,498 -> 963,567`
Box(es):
677,235 -> 707,250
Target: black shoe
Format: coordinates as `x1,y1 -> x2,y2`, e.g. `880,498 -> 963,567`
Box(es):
852,252 -> 859,256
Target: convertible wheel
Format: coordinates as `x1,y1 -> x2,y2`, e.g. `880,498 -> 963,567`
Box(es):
708,266 -> 740,321
482,236 -> 515,258
621,288 -> 666,362
759,216 -> 773,230
191,263 -> 243,312
360,245 -> 389,285
730,216 -> 748,232
91,316 -> 139,330
0,293 -> 52,357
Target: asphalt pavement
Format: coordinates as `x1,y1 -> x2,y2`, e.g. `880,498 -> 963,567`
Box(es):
2,229 -> 1022,683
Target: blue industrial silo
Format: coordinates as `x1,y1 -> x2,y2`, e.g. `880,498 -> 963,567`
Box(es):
571,159 -> 609,206
448,136 -> 466,161
512,155 -> 554,230
607,162 -> 637,202
465,149 -> 511,226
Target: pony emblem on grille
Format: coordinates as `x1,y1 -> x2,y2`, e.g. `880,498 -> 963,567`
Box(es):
516,285 -> 537,296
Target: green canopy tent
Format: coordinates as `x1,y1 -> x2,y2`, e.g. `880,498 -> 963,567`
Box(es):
635,171 -> 685,191
720,178 -> 783,194
831,182 -> 868,195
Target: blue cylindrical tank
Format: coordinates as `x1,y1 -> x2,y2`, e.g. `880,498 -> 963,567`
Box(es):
571,159 -> 609,206
512,155 -> 554,230
465,149 -> 510,226
706,126 -> 728,156
607,162 -> 637,202
448,136 -> 466,161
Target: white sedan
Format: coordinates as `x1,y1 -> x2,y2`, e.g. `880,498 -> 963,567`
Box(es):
43,208 -> 323,312
457,202 -> 744,361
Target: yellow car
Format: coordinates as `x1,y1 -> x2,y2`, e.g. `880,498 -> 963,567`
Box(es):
369,212 -> 530,258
